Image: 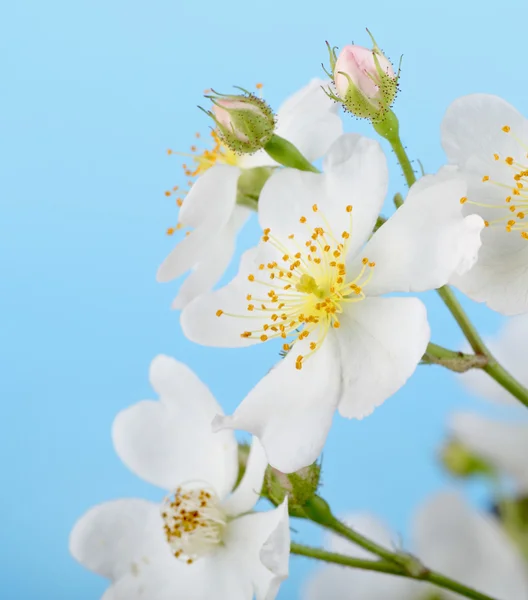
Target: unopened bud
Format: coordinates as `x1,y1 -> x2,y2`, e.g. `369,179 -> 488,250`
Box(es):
440,439 -> 495,478
263,462 -> 321,515
205,90 -> 275,154
324,32 -> 399,122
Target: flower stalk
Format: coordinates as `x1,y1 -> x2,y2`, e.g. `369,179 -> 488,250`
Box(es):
295,497 -> 499,600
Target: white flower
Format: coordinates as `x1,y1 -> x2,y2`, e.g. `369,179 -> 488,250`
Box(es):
158,79 -> 343,310
69,355 -> 290,600
442,94 -> 528,315
305,493 -> 528,600
450,412 -> 528,493
460,314 -> 528,405
181,133 -> 484,473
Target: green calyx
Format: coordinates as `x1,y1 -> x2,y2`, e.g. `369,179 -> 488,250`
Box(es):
236,166 -> 274,210
440,439 -> 495,479
204,89 -> 275,154
263,462 -> 322,517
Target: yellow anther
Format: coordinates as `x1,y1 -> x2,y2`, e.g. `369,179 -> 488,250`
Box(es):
502,125 -> 511,132
482,175 -> 490,182
460,197 -> 467,204
216,310 -> 223,317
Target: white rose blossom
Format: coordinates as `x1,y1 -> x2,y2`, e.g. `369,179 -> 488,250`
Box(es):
450,412 -> 528,493
158,79 -> 343,309
305,493 -> 528,600
69,355 -> 290,600
181,133 -> 484,473
442,94 -> 528,315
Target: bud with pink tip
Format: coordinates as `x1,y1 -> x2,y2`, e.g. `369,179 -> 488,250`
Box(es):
324,32 -> 399,122
204,89 -> 275,154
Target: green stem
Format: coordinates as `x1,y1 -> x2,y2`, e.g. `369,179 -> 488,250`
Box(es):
263,134 -> 319,173
484,359 -> 528,409
291,542 -> 498,600
378,115 -> 528,409
423,342 -> 487,373
291,542 -> 402,574
435,286 -> 488,355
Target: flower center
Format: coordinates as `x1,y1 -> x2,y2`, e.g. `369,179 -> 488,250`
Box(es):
462,124 -> 528,239
216,204 -> 375,370
161,484 -> 227,564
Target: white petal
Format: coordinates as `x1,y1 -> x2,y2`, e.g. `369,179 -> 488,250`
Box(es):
69,499 -> 169,581
181,247 -> 272,348
213,332 -> 342,473
221,436 -> 268,517
112,355 -> 238,497
357,170 -> 484,295
178,164 -> 240,227
414,492 -> 528,600
225,498 -> 290,600
442,94 -> 528,171
258,133 -> 388,258
103,554 -> 252,600
450,412 -> 528,492
304,566 -> 417,600
450,239 -> 528,315
157,165 -> 240,282
459,315 -> 528,405
336,297 -> 430,419
305,513 -> 421,600
275,78 -> 343,162
172,207 -> 251,309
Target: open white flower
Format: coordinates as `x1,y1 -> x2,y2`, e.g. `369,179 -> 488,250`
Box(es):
182,133 -> 484,473
305,493 -> 528,600
69,355 -> 290,600
460,314 -> 528,405
158,79 -> 343,310
450,412 -> 528,493
442,94 -> 528,315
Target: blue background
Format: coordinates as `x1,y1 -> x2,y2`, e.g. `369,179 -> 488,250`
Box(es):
1,1 -> 524,598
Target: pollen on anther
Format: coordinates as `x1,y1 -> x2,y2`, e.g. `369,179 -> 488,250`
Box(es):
522,232 -> 528,239
493,153 -> 499,161
300,216 -> 307,224
333,321 -> 340,328
312,204 -> 318,212
216,310 -> 223,317
167,227 -> 175,235
506,157 -> 514,166
460,197 -> 467,204
502,125 -> 511,133
484,220 -> 490,227
260,334 -> 268,341
482,176 -> 490,182
346,205 -> 353,213
165,191 -> 171,197
248,274 -> 255,282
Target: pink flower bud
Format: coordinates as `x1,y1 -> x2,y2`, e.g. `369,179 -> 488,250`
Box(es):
207,92 -> 275,154
325,38 -> 398,121
335,45 -> 395,100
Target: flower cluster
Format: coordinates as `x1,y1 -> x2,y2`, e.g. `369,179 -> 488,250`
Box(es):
70,32 -> 528,600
